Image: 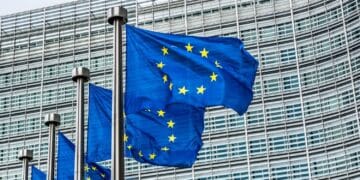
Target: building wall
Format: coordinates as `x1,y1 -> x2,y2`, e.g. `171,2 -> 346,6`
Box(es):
0,0 -> 359,179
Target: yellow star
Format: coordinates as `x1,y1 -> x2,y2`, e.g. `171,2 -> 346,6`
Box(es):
185,43 -> 193,52
127,145 -> 132,150
215,60 -> 223,68
178,86 -> 189,95
200,48 -> 209,58
123,134 -> 128,142
162,74 -> 168,83
168,134 -> 176,143
169,83 -> 173,90
167,120 -> 175,128
196,85 -> 206,94
210,72 -> 218,82
161,147 -> 170,152
91,166 -> 97,171
157,110 -> 165,117
161,47 -> 169,55
101,173 -> 105,178
138,151 -> 143,157
149,153 -> 156,160
86,177 -> 91,180
156,61 -> 165,69
84,165 -> 90,172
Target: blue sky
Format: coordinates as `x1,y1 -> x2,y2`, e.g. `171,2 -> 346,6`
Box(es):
0,0 -> 74,16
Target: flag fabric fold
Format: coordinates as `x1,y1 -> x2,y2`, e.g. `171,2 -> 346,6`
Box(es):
57,132 -> 75,180
126,103 -> 205,167
57,131 -> 110,180
87,83 -> 113,163
31,165 -> 46,180
87,25 -> 258,167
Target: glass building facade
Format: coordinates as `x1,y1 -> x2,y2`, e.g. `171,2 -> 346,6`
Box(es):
0,0 -> 359,179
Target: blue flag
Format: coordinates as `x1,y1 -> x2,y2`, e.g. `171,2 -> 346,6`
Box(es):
57,131 -> 111,180
31,165 -> 46,180
125,103 -> 204,167
125,25 -> 257,166
57,132 -> 74,180
87,84 -> 134,163
87,83 -> 112,163
87,25 -> 258,167
125,25 -> 258,115
87,84 -> 204,167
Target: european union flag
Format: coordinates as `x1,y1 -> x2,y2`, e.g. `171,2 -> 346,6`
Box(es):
87,83 -> 134,162
126,104 -> 204,167
57,131 -> 111,180
87,83 -> 112,163
87,84 -> 204,167
57,132 -> 74,180
125,25 -> 258,115
126,25 -> 257,166
87,25 -> 258,167
31,165 -> 45,180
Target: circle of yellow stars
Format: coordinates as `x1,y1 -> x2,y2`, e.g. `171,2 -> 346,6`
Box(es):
132,42 -> 223,162
150,43 -> 223,160
157,43 -> 222,97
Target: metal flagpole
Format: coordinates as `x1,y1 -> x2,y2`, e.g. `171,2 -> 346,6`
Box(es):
107,6 -> 128,180
18,149 -> 33,180
72,67 -> 90,180
44,113 -> 60,180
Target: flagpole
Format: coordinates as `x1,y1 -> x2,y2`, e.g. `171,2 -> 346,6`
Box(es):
107,6 -> 127,180
72,67 -> 90,180
18,149 -> 33,180
44,113 -> 60,180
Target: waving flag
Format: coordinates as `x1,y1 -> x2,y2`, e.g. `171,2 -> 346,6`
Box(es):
87,25 -> 258,167
125,25 -> 258,115
57,132 -> 110,179
87,84 -> 112,163
87,84 -> 204,167
31,166 -> 46,180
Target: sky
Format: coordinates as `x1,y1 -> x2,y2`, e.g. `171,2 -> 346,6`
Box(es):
0,0 -> 74,16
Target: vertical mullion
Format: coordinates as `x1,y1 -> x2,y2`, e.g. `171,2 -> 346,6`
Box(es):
252,0 -> 271,178
135,1 -> 138,27
184,0 -> 188,35
24,11 -> 32,150
234,0 -> 240,38
288,0 -> 312,179
167,0 -> 171,33
38,7 -> 46,166
9,15 -> 17,175
339,0 -> 360,139
88,0 -> 92,69
234,0 -> 251,179
152,1 -> 155,31
201,0 -> 205,35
